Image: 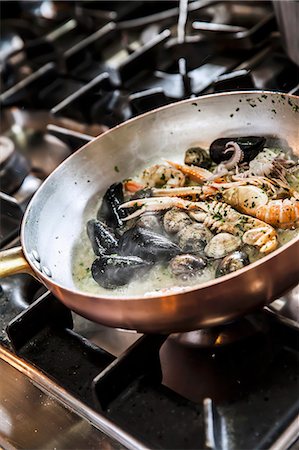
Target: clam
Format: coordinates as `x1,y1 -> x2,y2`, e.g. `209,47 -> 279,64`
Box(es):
169,254 -> 207,280
87,219 -> 118,256
178,223 -> 213,253
136,213 -> 162,234
163,208 -> 192,234
209,137 -> 265,164
184,147 -> 212,169
216,250 -> 249,278
204,233 -> 241,259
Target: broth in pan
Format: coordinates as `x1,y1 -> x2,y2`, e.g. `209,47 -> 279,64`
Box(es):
73,137 -> 299,296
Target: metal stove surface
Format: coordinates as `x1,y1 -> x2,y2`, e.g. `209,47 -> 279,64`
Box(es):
1,1 -> 299,449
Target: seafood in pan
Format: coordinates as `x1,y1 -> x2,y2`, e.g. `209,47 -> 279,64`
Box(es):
74,137 -> 299,295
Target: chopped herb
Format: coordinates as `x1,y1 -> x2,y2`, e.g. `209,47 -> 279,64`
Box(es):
213,212 -> 223,221
114,165 -> 120,172
161,173 -> 166,181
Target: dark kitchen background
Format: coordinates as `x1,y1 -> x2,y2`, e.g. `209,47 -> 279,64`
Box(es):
0,1 -> 298,449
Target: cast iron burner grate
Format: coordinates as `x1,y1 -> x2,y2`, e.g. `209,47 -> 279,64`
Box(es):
2,292 -> 299,450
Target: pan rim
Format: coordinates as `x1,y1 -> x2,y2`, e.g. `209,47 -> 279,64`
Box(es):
21,90 -> 299,301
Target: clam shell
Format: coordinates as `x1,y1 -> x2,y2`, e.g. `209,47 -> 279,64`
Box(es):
216,250 -> 249,278
204,233 -> 241,259
163,208 -> 192,234
178,223 -> 213,253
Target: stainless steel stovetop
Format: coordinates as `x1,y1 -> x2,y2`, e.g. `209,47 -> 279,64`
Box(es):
1,1 -> 299,449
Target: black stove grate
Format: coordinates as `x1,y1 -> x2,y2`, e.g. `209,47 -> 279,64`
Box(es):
2,292 -> 299,450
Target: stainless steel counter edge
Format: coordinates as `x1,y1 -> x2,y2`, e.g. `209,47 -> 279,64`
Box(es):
0,346 -> 149,450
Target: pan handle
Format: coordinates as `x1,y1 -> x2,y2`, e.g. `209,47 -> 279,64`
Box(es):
0,247 -> 37,278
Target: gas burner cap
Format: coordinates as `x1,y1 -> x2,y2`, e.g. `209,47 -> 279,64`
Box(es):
170,314 -> 269,348
0,136 -> 15,166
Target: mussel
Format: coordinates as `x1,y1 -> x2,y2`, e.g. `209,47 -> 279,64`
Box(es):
209,137 -> 266,164
177,224 -> 213,254
216,250 -> 249,278
92,254 -> 151,289
184,147 -> 212,169
87,219 -> 118,256
97,183 -> 127,229
204,233 -> 241,259
130,187 -> 153,200
119,226 -> 181,262
169,254 -> 207,280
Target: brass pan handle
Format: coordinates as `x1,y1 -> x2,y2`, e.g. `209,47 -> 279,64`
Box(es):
0,247 -> 37,278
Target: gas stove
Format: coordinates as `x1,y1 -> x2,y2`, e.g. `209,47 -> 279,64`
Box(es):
0,2 -> 299,449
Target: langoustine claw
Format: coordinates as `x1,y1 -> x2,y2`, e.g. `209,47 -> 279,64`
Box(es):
152,185 -> 219,200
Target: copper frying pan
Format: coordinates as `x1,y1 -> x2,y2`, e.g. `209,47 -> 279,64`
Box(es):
1,91 -> 299,333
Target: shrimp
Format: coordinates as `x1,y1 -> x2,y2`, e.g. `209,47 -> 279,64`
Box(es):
120,197 -> 278,253
255,199 -> 299,229
141,164 -> 185,188
223,185 -> 299,229
165,160 -> 214,183
123,179 -> 144,193
239,148 -> 296,182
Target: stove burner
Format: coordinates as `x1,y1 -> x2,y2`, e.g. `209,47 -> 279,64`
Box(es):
170,313 -> 269,348
0,135 -> 30,194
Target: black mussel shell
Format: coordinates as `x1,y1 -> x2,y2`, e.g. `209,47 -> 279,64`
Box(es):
92,254 -> 151,289
216,250 -> 249,278
87,219 -> 118,256
97,183 -> 127,230
119,227 -> 181,262
184,147 -> 212,169
130,188 -> 153,200
210,137 -> 266,164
